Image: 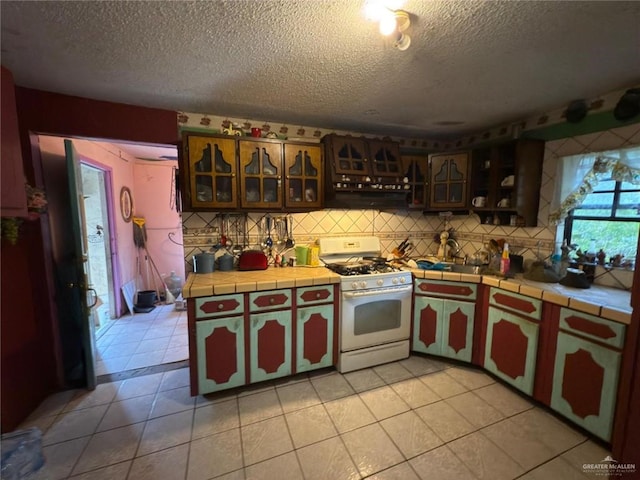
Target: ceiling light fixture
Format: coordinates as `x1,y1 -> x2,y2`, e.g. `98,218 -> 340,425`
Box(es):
364,1 -> 412,51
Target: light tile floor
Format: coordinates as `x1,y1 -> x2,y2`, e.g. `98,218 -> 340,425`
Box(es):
95,304 -> 188,376
18,356 -> 611,480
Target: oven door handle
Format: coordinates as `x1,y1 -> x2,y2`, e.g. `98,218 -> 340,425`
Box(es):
342,285 -> 412,298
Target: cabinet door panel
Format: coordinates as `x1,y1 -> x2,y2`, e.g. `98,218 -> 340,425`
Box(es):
428,152 -> 469,208
412,296 -> 443,355
329,137 -> 370,176
400,155 -> 428,209
551,331 -> 621,441
297,304 -> 333,373
284,144 -> 323,208
485,307 -> 539,395
185,136 -> 237,210
442,300 -> 474,362
196,317 -> 245,394
239,140 -> 282,209
368,140 -> 402,178
250,311 -> 292,382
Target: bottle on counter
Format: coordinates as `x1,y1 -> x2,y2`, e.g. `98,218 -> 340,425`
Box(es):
551,243 -> 562,273
500,243 -> 511,275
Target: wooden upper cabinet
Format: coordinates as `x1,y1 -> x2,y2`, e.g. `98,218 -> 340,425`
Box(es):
183,135 -> 238,210
181,133 -> 324,211
1,67 -> 28,217
284,143 -> 323,209
428,151 -> 470,209
325,135 -> 370,178
239,139 -> 282,209
368,140 -> 402,179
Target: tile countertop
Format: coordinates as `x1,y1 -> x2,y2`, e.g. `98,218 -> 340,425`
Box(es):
410,269 -> 633,326
183,266 -> 632,326
182,266 -> 341,299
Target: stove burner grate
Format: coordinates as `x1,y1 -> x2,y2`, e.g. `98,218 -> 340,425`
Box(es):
326,260 -> 400,276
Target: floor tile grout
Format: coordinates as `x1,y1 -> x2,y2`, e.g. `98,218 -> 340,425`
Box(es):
22,355 -> 608,480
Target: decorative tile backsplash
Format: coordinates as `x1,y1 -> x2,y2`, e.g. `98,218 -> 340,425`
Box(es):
181,122 -> 639,289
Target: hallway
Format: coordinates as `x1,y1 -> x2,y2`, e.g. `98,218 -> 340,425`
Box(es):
94,304 -> 188,378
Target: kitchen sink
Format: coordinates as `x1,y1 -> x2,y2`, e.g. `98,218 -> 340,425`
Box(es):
449,264 -> 486,274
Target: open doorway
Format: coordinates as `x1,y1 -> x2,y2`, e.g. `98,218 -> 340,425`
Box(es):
39,135 -> 187,386
81,163 -> 116,333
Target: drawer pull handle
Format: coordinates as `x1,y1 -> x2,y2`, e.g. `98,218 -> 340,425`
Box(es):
316,293 -> 321,299
218,304 -> 224,310
269,297 -> 275,305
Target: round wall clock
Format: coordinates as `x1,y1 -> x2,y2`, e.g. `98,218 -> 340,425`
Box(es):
120,186 -> 133,222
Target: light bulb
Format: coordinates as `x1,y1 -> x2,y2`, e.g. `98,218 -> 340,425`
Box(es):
379,13 -> 397,36
364,1 -> 386,21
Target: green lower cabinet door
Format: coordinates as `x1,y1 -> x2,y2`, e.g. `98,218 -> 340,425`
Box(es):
196,316 -> 245,394
484,307 -> 539,395
413,296 -> 444,355
297,304 -> 334,373
250,311 -> 292,382
441,300 -> 474,362
551,331 -> 621,441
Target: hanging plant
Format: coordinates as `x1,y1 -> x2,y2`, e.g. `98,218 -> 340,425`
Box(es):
1,217 -> 23,245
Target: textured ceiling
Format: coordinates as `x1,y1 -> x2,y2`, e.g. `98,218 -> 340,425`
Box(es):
2,0 -> 640,139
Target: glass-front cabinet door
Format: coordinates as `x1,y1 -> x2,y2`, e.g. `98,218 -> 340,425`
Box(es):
185,135 -> 237,210
239,140 -> 282,209
284,143 -> 322,209
401,155 -> 428,209
368,140 -> 402,179
428,151 -> 469,209
327,136 -> 370,177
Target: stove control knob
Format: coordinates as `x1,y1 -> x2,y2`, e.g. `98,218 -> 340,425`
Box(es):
360,281 -> 367,288
377,279 -> 384,286
351,282 -> 359,289
399,277 -> 406,283
392,278 -> 399,284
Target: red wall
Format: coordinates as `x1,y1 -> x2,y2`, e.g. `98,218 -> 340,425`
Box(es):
0,85 -> 177,431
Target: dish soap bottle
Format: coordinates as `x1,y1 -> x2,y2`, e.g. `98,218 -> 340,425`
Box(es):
500,243 -> 510,275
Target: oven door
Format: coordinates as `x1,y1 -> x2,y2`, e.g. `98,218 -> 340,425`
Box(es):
341,285 -> 412,352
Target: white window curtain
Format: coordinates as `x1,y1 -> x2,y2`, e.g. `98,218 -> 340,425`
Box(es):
549,145 -> 640,224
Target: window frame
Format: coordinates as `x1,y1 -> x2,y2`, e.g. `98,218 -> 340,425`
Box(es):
564,177 -> 640,256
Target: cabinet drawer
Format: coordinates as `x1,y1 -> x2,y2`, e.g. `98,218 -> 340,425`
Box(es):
414,279 -> 477,301
559,307 -> 626,350
297,285 -> 334,306
249,289 -> 292,312
489,287 -> 542,321
195,294 -> 244,319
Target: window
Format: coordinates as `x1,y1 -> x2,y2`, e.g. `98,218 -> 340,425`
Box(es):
564,177 -> 640,261
551,145 -> 640,264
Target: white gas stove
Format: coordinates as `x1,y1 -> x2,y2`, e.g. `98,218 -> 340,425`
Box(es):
318,237 -> 412,372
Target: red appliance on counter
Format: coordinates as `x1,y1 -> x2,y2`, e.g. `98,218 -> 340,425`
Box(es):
238,250 -> 268,270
